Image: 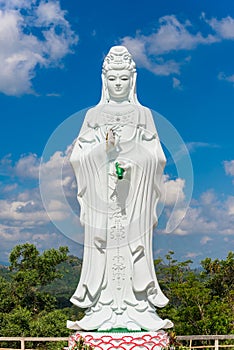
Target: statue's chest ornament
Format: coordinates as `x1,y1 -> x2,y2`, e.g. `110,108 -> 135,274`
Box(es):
102,108 -> 136,126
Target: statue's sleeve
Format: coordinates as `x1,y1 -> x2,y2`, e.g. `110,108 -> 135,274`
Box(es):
70,109 -> 97,225
143,107 -> 166,196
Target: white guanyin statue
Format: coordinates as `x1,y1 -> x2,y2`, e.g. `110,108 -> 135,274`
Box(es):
67,46 -> 173,332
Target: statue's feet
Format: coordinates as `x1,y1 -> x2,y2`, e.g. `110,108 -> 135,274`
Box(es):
98,322 -> 113,331
126,321 -> 141,331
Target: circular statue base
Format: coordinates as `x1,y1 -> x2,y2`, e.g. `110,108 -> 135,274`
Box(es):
67,330 -> 169,349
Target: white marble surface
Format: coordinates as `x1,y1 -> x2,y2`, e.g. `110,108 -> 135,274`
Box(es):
67,46 -> 173,332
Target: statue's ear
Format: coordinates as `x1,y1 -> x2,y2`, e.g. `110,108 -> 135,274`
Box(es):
103,75 -> 107,89
103,75 -> 110,102
130,74 -> 133,88
128,73 -> 135,103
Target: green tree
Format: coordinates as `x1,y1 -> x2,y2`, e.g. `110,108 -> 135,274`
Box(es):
9,243 -> 69,314
156,251 -> 234,335
201,251 -> 234,299
0,307 -> 32,337
0,276 -> 14,313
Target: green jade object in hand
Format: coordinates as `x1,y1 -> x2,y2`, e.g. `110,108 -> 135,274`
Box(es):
115,162 -> 125,180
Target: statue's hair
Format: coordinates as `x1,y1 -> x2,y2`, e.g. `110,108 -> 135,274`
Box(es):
102,46 -> 136,74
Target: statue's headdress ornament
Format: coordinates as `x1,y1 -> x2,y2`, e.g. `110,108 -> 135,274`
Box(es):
102,46 -> 136,74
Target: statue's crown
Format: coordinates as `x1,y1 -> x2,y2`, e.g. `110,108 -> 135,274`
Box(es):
103,46 -> 136,72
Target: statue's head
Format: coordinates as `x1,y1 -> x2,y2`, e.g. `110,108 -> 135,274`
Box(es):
100,46 -> 139,104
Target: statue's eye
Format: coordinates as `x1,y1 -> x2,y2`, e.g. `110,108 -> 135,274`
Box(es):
121,76 -> 129,81
108,77 -> 115,81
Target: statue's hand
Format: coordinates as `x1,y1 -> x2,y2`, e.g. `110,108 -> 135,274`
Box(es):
115,160 -> 131,179
106,128 -> 120,152
118,160 -> 131,170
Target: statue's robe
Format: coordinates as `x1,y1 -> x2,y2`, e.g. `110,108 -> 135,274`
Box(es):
68,103 -> 173,331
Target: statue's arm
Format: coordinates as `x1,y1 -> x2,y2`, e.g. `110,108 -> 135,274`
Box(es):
69,109 -> 95,225
70,140 -> 87,225
142,107 -> 166,196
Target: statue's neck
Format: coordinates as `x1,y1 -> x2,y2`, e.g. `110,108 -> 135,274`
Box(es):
108,99 -> 130,105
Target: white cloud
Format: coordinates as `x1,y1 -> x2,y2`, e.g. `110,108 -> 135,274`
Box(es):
0,1 -> 78,96
120,14 -> 234,77
0,149 -> 84,263
0,0 -> 35,9
36,1 -> 67,27
218,72 -> 234,85
200,236 -> 212,245
185,251 -> 202,259
186,142 -> 219,152
1,183 -> 18,192
161,175 -> 185,206
46,92 -> 61,97
172,77 -> 182,90
146,15 -> 217,55
171,206 -> 217,235
171,190 -> 234,236
121,35 -> 182,76
0,190 -> 48,225
225,196 -> 234,215
5,150 -> 78,224
200,190 -> 217,205
224,160 -> 234,178
205,15 -> 234,39
0,221 -> 82,264
15,154 -> 40,179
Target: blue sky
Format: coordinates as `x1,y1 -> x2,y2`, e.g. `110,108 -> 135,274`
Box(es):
0,0 -> 233,266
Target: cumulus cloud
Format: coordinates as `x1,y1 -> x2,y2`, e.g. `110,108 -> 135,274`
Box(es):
185,252 -> 202,259
1,146 -> 84,244
120,14 -> 234,78
172,77 -> 182,90
15,154 -> 40,179
0,221 -> 82,265
146,15 -> 217,54
1,183 -> 18,193
225,196 -> 234,216
39,149 -> 79,222
186,142 -> 219,152
121,35 -> 182,76
200,236 -> 212,245
170,190 -> 234,236
0,149 -> 78,223
0,153 -> 40,179
161,175 -> 185,206
203,14 -> 234,39
0,0 -> 78,96
0,197 -> 48,225
0,149 -> 84,263
218,72 -> 234,85
224,160 -> 234,180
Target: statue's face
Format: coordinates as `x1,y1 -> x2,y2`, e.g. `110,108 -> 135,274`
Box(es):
106,69 -> 132,101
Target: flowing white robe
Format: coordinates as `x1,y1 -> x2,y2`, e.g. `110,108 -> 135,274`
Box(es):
68,103 -> 173,331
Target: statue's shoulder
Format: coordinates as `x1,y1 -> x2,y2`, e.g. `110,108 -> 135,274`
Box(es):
82,105 -> 103,123
135,104 -> 152,115
85,104 -> 103,115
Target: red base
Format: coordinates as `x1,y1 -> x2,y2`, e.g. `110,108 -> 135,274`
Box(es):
68,330 -> 169,349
